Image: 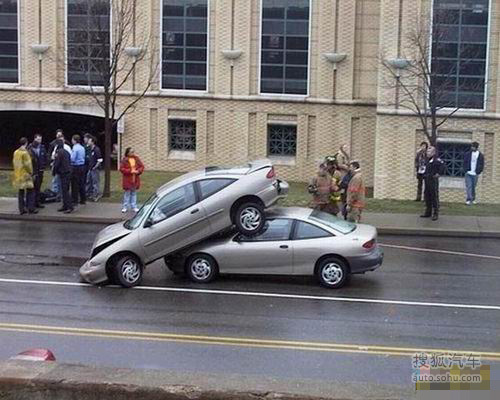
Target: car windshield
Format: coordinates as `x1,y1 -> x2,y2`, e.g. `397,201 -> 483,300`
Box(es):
123,194 -> 158,230
309,210 -> 356,234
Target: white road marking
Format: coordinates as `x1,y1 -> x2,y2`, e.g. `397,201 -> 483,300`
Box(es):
380,243 -> 500,261
0,278 -> 499,311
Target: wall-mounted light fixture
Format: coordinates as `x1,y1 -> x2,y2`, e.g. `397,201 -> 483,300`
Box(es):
387,58 -> 411,78
124,47 -> 143,60
323,52 -> 347,70
30,44 -> 50,61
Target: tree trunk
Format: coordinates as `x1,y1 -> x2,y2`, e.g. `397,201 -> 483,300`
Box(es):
430,111 -> 438,147
103,112 -> 112,198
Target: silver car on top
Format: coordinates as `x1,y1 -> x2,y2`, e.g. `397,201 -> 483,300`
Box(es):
165,207 -> 383,289
80,160 -> 288,287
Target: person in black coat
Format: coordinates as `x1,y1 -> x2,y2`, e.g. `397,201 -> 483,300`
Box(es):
414,142 -> 428,201
463,142 -> 485,205
53,140 -> 73,213
28,134 -> 47,209
420,146 -> 445,221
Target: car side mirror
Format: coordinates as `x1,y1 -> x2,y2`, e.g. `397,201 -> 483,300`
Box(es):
144,218 -> 153,228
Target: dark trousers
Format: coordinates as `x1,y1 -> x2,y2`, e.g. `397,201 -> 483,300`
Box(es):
33,171 -> 44,207
416,173 -> 425,201
18,189 -> 34,213
424,176 -> 439,215
71,165 -> 87,205
60,173 -> 73,211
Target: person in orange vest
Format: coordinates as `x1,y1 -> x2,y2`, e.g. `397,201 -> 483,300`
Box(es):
309,163 -> 337,215
346,161 -> 365,223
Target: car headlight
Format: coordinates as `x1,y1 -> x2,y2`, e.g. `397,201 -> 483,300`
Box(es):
90,234 -> 129,258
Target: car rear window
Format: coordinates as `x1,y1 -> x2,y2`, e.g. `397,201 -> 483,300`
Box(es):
308,210 -> 356,234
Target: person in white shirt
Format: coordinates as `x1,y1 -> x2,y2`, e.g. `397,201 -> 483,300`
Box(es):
464,142 -> 485,205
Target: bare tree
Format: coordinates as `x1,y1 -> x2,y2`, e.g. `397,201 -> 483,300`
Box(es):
381,13 -> 485,146
67,0 -> 159,197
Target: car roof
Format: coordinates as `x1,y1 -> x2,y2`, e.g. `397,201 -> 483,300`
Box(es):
266,207 -> 313,220
156,159 -> 272,196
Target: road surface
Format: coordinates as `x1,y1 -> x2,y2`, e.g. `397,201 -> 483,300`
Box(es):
0,220 -> 499,398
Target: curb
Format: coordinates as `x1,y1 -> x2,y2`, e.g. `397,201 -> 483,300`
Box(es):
0,360 -> 409,400
0,213 -> 120,225
376,227 -> 500,239
2,212 -> 500,238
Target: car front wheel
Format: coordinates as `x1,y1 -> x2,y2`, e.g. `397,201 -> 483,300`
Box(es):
113,255 -> 143,288
316,257 -> 349,289
186,254 -> 218,284
234,202 -> 265,236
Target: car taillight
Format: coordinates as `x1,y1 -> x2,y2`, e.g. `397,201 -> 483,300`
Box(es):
266,167 -> 275,179
362,239 -> 376,250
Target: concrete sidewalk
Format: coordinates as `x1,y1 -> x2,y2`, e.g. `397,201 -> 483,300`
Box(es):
1,197 -> 499,238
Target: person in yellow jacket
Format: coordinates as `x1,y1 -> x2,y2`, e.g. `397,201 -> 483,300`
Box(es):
346,161 -> 365,223
12,137 -> 37,215
324,156 -> 342,216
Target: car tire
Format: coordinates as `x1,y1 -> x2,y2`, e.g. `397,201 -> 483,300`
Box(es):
234,202 -> 265,236
112,255 -> 143,288
186,254 -> 218,284
316,257 -> 350,289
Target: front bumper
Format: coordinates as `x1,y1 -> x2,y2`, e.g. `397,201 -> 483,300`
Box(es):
349,247 -> 384,274
79,259 -> 108,284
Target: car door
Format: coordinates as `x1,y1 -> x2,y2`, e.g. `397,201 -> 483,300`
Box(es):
196,178 -> 237,233
292,220 -> 335,275
218,218 -> 293,274
139,183 -> 210,262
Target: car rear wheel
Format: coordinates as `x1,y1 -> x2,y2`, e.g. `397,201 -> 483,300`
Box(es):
186,254 -> 218,284
113,255 -> 143,288
316,257 -> 349,289
234,202 -> 265,236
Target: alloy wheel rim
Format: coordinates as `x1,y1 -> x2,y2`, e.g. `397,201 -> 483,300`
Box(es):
322,263 -> 343,286
240,207 -> 261,231
191,258 -> 212,280
121,259 -> 140,284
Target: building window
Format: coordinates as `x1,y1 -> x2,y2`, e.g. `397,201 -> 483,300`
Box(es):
431,0 -> 489,109
169,120 -> 196,151
438,141 -> 469,177
0,0 -> 18,83
260,0 -> 310,95
67,0 -> 111,86
267,124 -> 297,156
162,0 -> 208,91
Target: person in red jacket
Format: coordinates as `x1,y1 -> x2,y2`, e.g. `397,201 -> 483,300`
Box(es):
119,147 -> 144,213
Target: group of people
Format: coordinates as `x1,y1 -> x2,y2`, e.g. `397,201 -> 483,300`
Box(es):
11,129 -> 146,215
308,145 -> 365,223
12,130 -> 103,215
415,141 -> 485,221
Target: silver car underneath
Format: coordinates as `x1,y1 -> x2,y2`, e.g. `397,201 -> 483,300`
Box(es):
165,207 -> 383,289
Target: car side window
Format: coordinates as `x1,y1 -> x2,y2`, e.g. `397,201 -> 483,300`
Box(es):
198,179 -> 235,200
294,221 -> 332,240
150,184 -> 196,224
240,219 -> 292,242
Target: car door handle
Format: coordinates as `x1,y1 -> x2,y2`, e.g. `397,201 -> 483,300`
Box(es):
190,208 -> 199,214
280,245 -> 289,249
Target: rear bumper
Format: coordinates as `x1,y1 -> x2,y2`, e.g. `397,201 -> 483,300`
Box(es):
79,259 -> 108,284
259,180 -> 289,208
349,247 -> 384,274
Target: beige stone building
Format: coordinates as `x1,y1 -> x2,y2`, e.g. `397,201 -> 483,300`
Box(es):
0,0 -> 498,203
